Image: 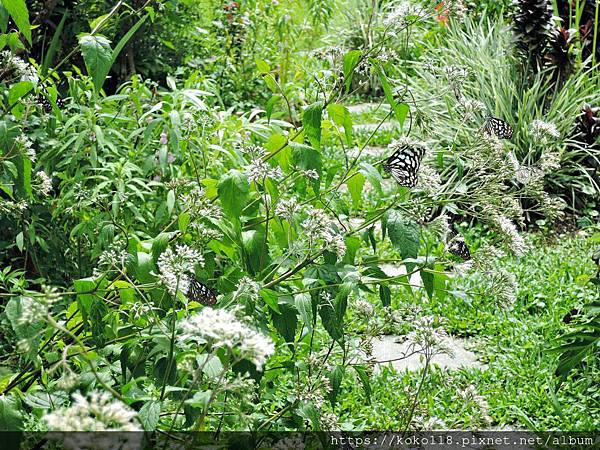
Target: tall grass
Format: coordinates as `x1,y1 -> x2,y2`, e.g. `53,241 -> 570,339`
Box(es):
410,17 -> 600,212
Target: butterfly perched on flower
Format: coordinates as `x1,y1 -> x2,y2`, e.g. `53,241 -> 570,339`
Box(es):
447,236 -> 471,260
482,116 -> 513,139
186,277 -> 217,306
382,144 -> 426,188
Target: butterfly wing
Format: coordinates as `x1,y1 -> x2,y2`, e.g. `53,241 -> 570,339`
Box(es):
187,278 -> 218,306
483,117 -> 513,139
383,145 -> 425,188
448,238 -> 471,260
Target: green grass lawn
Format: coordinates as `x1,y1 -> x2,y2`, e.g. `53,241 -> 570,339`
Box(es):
337,232 -> 600,430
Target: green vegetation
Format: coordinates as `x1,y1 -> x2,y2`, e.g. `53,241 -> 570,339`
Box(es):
0,0 -> 599,436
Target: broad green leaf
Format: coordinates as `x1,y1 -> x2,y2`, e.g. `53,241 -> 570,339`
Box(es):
385,210 -> 421,273
15,154 -> 31,198
8,81 -> 33,106
218,169 -> 250,219
255,59 -> 270,73
347,172 -> 365,208
295,293 -> 313,331
302,101 -> 323,150
260,288 -> 280,313
271,302 -> 298,344
328,365 -> 344,407
342,50 -> 362,93
327,103 -> 353,145
1,0 -> 31,44
78,34 -> 113,91
379,284 -> 391,307
242,226 -> 269,275
15,231 -> 23,251
138,401 -> 161,431
358,162 -> 383,194
421,268 -> 434,300
0,395 -> 23,430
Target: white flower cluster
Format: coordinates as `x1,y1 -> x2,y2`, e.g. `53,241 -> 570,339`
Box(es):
494,215 -> 527,256
407,316 -> 452,358
247,157 -> 284,183
34,171 -> 53,197
15,135 -> 36,162
275,197 -> 301,221
179,187 -> 222,220
531,119 -> 560,141
302,209 -> 346,258
43,391 -> 139,431
459,97 -> 486,121
383,2 -> 424,31
178,307 -> 275,369
0,50 -> 38,83
507,151 -> 543,186
233,276 -> 261,301
157,245 -> 203,296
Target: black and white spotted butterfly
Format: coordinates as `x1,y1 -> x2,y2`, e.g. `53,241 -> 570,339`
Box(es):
482,116 -> 513,139
447,235 -> 471,261
382,144 -> 426,188
186,277 -> 217,306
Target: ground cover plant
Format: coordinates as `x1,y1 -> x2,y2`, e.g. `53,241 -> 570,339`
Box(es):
0,0 -> 599,444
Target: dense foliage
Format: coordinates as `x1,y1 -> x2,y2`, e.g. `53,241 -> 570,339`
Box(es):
0,0 -> 598,438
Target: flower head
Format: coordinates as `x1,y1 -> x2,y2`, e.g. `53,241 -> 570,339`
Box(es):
43,391 -> 139,431
178,307 -> 275,369
157,245 -> 203,296
531,119 -> 560,141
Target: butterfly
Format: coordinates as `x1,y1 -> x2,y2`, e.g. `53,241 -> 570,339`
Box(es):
482,116 -> 513,139
186,277 -> 218,306
447,236 -> 471,260
446,217 -> 471,261
382,144 -> 426,188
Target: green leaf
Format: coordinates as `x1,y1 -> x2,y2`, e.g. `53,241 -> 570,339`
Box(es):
353,365 -> 372,404
271,302 -> 298,344
255,59 -> 270,73
371,61 -> 409,128
0,4 -> 8,33
0,395 -> 23,430
291,142 -> 322,193
421,268 -> 434,300
347,172 -> 365,208
385,210 -> 421,273
1,0 -> 31,44
138,401 -> 161,431
295,293 -> 313,331
15,154 -> 31,198
342,50 -> 362,93
328,365 -> 344,406
379,284 -> 391,307
23,391 -> 67,410
302,101 -> 323,150
242,226 -> 269,275
326,103 -> 353,145
110,15 -> 147,68
218,169 -> 250,219
260,288 -> 280,313
15,231 -> 23,251
41,9 -> 67,76
78,34 -> 113,91
8,81 -> 33,106
166,189 -> 175,215
358,162 -> 383,194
